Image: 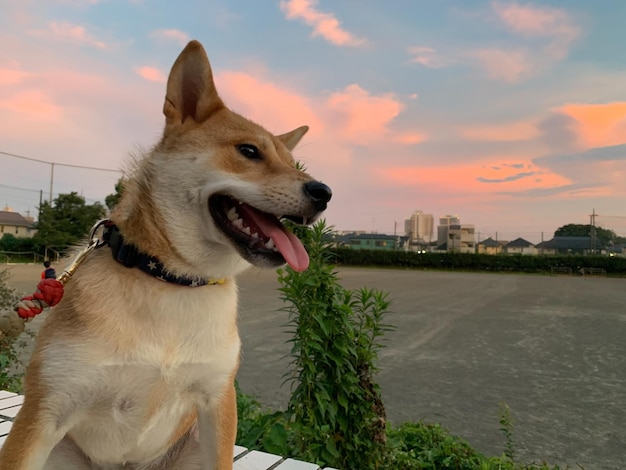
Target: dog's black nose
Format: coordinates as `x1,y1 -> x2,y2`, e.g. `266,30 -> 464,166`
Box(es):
304,181 -> 332,212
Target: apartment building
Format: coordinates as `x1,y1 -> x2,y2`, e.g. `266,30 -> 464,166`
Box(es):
446,224 -> 476,253
405,210 -> 434,244
436,215 -> 460,247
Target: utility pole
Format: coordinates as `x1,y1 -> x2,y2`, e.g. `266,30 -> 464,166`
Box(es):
49,162 -> 55,203
590,208 -> 597,253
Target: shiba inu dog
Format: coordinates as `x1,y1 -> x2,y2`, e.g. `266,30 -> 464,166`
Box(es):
0,40 -> 331,470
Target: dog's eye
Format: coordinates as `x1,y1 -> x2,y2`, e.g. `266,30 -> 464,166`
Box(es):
237,144 -> 261,160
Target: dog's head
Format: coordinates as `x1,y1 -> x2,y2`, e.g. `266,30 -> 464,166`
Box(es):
117,41 -> 330,277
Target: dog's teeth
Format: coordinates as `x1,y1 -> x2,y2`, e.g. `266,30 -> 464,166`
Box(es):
227,207 -> 238,221
303,216 -> 308,225
242,226 -> 251,235
252,232 -> 259,239
265,239 -> 275,250
233,218 -> 244,229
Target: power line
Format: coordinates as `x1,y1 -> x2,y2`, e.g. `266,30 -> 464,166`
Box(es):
0,150 -> 122,173
0,182 -> 42,194
0,149 -> 122,203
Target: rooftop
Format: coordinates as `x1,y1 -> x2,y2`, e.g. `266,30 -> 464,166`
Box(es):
0,211 -> 33,227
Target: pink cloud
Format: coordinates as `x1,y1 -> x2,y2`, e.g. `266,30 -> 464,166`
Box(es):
492,1 -> 580,60
0,68 -> 32,86
135,66 -> 167,83
0,55 -> 160,172
393,132 -> 426,145
464,2 -> 581,82
279,0 -> 366,47
149,29 -> 190,46
407,46 -> 452,68
471,47 -> 534,83
28,21 -> 108,49
557,102 -> 626,149
0,90 -> 63,120
375,159 -> 570,195
324,84 -> 404,143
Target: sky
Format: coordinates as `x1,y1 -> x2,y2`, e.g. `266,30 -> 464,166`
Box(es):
1,0 -> 626,243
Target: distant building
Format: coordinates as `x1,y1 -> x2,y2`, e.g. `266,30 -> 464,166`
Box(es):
0,210 -> 36,238
405,210 -> 434,244
536,236 -> 595,255
504,237 -> 537,255
339,233 -> 404,251
435,215 -> 474,253
445,224 -> 475,253
477,237 -> 505,255
437,215 -> 461,247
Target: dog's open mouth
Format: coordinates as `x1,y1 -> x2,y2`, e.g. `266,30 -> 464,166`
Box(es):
209,194 -> 310,271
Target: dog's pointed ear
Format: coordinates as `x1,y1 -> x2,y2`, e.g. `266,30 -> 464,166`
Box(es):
163,40 -> 224,128
277,126 -> 309,151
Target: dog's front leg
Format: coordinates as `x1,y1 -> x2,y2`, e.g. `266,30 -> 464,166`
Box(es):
197,383 -> 237,470
0,398 -> 68,470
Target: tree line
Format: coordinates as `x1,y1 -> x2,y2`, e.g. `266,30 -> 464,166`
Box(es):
0,183 -> 121,257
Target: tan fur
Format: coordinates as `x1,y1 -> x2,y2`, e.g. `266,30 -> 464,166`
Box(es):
0,40 -> 329,470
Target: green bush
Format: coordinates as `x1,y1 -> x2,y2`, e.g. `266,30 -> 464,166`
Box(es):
278,220 -> 391,468
331,248 -> 626,276
0,268 -> 25,392
387,422 -> 483,469
235,381 -> 289,455
237,393 -> 571,469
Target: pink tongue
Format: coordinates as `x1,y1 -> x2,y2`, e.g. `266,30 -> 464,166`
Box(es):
241,206 -> 310,272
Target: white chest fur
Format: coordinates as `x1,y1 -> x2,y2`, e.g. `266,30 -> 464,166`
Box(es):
37,261 -> 241,464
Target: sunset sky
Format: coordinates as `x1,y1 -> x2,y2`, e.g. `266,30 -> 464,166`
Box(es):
1,0 -> 626,243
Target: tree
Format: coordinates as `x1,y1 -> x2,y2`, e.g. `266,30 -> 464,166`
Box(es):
105,178 -> 125,211
554,223 -> 625,248
0,234 -> 18,252
33,192 -> 106,252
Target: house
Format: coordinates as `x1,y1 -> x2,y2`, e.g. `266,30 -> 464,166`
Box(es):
477,237 -> 505,255
340,233 -> 402,251
504,237 -> 537,255
0,210 -> 36,238
535,240 -> 555,255
536,236 -> 594,255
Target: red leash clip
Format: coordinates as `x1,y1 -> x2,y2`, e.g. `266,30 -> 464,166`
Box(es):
14,219 -> 110,320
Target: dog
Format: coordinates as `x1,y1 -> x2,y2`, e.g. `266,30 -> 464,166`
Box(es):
0,40 -> 331,470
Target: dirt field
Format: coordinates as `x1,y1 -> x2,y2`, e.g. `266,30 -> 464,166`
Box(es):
3,263 -> 625,469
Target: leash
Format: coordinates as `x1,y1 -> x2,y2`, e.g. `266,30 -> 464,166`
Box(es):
12,219 -> 224,321
13,220 -> 109,320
